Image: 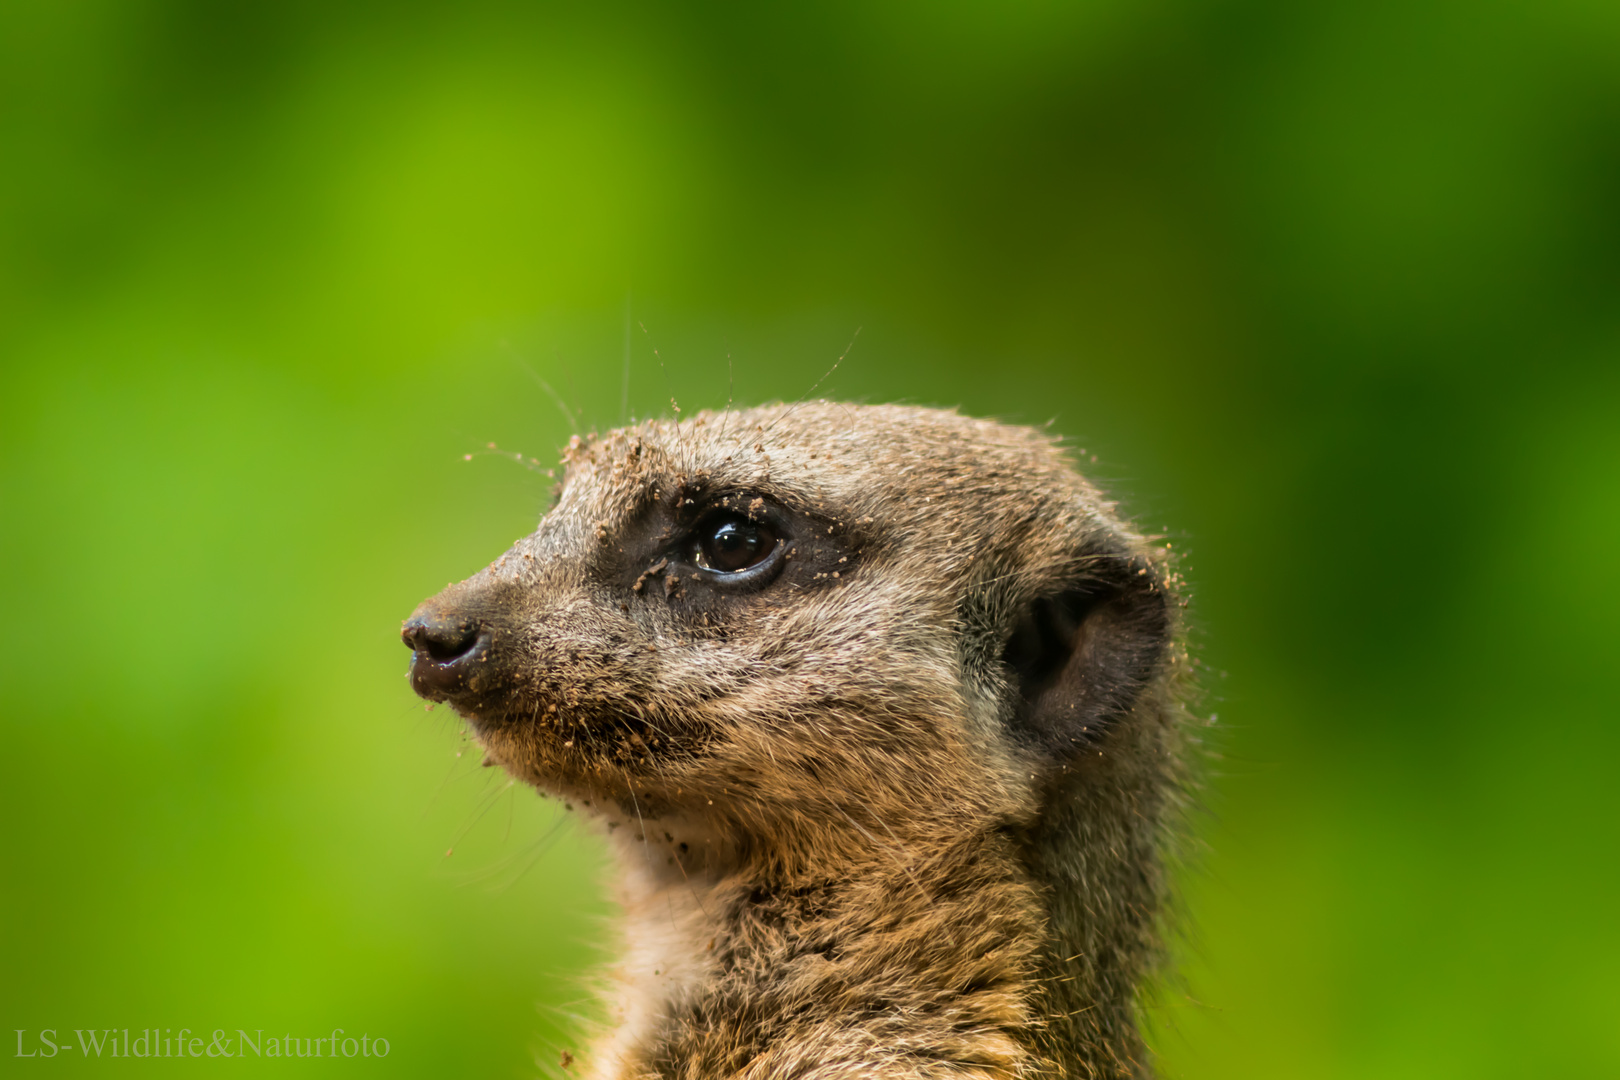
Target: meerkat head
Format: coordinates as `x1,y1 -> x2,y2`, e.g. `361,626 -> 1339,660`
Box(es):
402,402 -> 1176,868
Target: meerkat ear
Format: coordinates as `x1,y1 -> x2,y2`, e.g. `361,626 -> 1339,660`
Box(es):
1001,555 -> 1171,758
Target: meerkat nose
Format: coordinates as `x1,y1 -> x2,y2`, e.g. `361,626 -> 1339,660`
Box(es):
401,610 -> 490,700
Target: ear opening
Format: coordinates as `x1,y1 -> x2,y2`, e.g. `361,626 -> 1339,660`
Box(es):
1002,556 -> 1171,758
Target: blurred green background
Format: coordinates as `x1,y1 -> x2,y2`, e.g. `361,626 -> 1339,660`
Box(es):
3,1 -> 1617,1076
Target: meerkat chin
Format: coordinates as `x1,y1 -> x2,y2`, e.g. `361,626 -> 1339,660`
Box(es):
402,402 -> 1192,1080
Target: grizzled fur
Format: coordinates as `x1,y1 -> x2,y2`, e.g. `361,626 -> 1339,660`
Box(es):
403,403 -> 1194,1079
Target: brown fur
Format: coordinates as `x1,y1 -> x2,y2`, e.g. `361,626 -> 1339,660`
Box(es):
402,403 -> 1195,1079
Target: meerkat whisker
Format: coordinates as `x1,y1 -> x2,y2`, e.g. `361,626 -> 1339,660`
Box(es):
444,777 -> 518,856
759,327 -> 861,439
513,355 -> 582,437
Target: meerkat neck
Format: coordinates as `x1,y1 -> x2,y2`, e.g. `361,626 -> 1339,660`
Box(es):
592,815 -> 1147,1080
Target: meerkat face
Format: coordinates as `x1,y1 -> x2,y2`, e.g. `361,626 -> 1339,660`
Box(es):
402,403 -> 1171,837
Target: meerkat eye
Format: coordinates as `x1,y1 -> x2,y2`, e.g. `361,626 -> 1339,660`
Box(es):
694,514 -> 778,573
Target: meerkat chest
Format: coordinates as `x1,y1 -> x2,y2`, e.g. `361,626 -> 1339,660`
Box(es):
588,821 -> 728,1079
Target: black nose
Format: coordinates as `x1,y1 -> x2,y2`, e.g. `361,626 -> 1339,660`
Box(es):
402,612 -> 490,700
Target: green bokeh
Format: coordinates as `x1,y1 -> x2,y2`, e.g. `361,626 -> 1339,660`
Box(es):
3,2 -> 1617,1077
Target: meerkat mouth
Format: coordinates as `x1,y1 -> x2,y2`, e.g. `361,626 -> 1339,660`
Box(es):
459,689 -> 706,781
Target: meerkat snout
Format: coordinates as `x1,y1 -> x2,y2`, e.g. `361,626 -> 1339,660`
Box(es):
401,402 -> 1192,1079
401,613 -> 488,697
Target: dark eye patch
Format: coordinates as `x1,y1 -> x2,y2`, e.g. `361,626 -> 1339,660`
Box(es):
603,486 -> 855,608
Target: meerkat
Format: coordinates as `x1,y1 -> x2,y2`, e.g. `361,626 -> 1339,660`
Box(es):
402,402 -> 1194,1080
